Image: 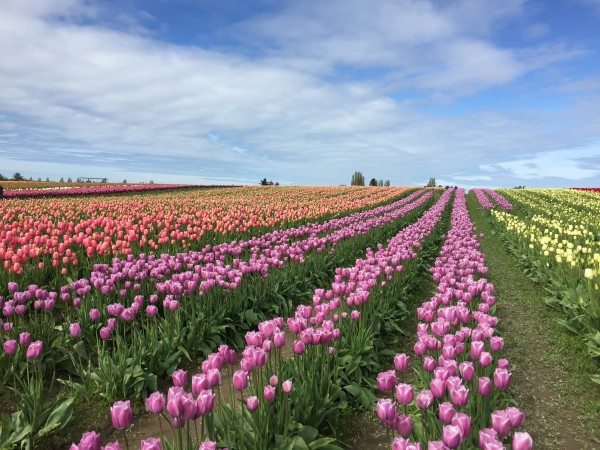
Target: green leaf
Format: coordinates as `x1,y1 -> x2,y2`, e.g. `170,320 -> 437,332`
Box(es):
296,426 -> 318,443
36,397 -> 74,438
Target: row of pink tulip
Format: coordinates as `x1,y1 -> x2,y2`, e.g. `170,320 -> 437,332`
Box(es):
471,189 -> 513,210
69,190 -> 452,449
2,184 -> 215,199
1,191 -> 431,349
375,189 -> 530,449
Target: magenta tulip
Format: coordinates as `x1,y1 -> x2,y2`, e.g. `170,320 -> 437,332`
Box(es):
140,438 -> 162,450
198,441 -> 217,450
3,339 -> 17,355
233,370 -> 248,391
246,395 -> 259,411
264,385 -> 276,402
442,424 -> 462,449
18,332 -> 31,346
395,383 -> 414,405
282,379 -> 293,393
512,432 -> 533,450
491,410 -> 511,436
145,392 -> 165,414
376,398 -> 396,423
478,377 -> 492,397
506,406 -> 525,427
449,385 -> 468,407
493,368 -> 512,390
69,322 -> 82,338
376,370 -> 397,393
269,374 -> 279,386
103,441 -> 123,450
438,402 -> 456,424
416,389 -> 434,410
196,390 -> 215,415
110,400 -> 132,430
451,412 -> 471,438
26,340 -> 43,359
394,353 -> 409,372
171,369 -> 187,387
395,414 -> 413,437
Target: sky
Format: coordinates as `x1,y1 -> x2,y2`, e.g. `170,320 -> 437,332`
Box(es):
0,0 -> 599,187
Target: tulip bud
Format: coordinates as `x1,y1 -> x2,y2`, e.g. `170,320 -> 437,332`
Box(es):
145,392 -> 165,414
69,322 -> 82,338
26,340 -> 43,359
110,400 -> 133,430
282,379 -> 293,393
442,424 -> 463,449
394,353 -> 409,372
512,432 -> 533,450
140,438 -> 161,450
264,385 -> 276,402
233,370 -> 249,391
394,383 -> 414,405
246,396 -> 259,411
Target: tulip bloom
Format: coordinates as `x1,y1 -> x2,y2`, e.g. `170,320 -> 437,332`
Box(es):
246,396 -> 259,411
478,376 -> 492,397
199,441 -> 217,450
26,340 -> 43,359
69,322 -> 82,338
145,392 -> 165,414
493,368 -> 512,390
140,438 -> 161,450
110,400 -> 133,430
416,389 -> 434,410
103,442 -> 123,450
512,432 -> 533,450
376,398 -> 396,423
442,424 -> 463,449
395,383 -> 414,405
438,402 -> 456,424
491,410 -> 511,436
394,353 -> 409,372
3,339 -> 17,356
282,379 -> 293,393
233,370 -> 249,391
18,332 -> 31,346
171,369 -> 187,387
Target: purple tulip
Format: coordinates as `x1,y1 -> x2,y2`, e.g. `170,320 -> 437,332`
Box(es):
233,370 -> 248,391
491,410 -> 511,436
264,385 -> 276,402
3,339 -> 17,355
392,438 -> 421,450
292,339 -> 305,355
26,340 -> 43,359
493,368 -> 512,389
282,379 -> 293,393
395,414 -> 413,437
269,374 -> 279,386
427,441 -> 449,450
423,356 -> 437,373
479,351 -> 493,368
69,322 -> 82,338
246,395 -> 259,411
140,438 -> 162,450
512,432 -> 533,450
89,308 -> 101,321
110,400 -> 132,430
490,336 -> 504,352
459,361 -> 474,381
478,428 -> 498,448
171,369 -> 187,387
395,383 -> 414,405
438,402 -> 456,424
506,406 -> 525,427
449,385 -> 468,407
76,431 -> 101,450
103,441 -> 123,450
478,377 -> 492,397
442,424 -> 462,449
430,378 -> 445,398
145,392 -> 165,414
376,370 -> 397,393
192,374 -> 209,396
376,398 -> 396,423
451,412 -> 471,438
394,353 -> 409,372
196,390 -> 215,415
198,441 -> 217,450
18,332 -> 31,346
416,389 -> 434,410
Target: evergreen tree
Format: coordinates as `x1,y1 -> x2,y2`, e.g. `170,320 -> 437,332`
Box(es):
350,171 -> 365,186
369,178 -> 377,186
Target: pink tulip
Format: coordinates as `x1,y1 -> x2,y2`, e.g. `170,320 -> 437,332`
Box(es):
26,340 -> 43,359
75,431 -> 101,450
430,378 -> 445,398
395,414 -> 413,437
458,362 -> 474,381
423,356 -> 437,372
478,377 -> 492,397
292,340 -> 305,355
192,374 -> 209,396
269,374 -> 279,386
451,412 -> 471,438
427,441 -> 449,450
110,400 -> 132,430
18,332 -> 31,346
171,369 -> 187,387
449,386 -> 468,407
69,322 -> 82,338
145,392 -> 165,414
489,336 -> 504,352
233,370 -> 249,391
416,389 -> 434,410
394,353 -> 410,371
479,428 -> 499,448
140,438 -> 162,450
491,410 -> 511,436
442,424 -> 462,449
394,383 -> 414,405
479,351 -> 493,368
376,398 -> 396,423
438,402 -> 456,424
493,368 -> 512,389
264,385 -> 276,402
103,441 -> 123,450
376,370 -> 397,393
506,406 -> 525,427
246,396 -> 259,411
3,339 -> 17,355
89,308 -> 101,321
512,432 -> 533,450
196,390 -> 215,415
282,379 -> 293,393
199,441 -> 217,450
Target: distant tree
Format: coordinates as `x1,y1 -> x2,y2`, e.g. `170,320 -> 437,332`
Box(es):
275,182 -> 280,186
260,178 -> 268,186
369,178 -> 377,186
378,179 -> 384,186
13,172 -> 24,181
60,177 -> 64,183
426,177 -> 436,187
67,177 -> 72,183
350,171 -> 365,186
149,180 -> 154,184
37,177 -> 42,182
122,179 -> 127,184
384,180 -> 391,187
28,177 -> 33,181
268,180 -> 274,186
0,173 -> 6,181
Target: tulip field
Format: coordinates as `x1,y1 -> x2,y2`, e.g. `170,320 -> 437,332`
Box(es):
1,186 -> 599,449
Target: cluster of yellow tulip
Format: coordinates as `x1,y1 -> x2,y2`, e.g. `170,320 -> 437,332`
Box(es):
488,188 -> 600,381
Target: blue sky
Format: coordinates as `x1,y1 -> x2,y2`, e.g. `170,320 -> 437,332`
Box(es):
0,0 -> 599,187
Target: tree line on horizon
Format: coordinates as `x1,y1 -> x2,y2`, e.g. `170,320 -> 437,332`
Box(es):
350,171 -> 390,187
